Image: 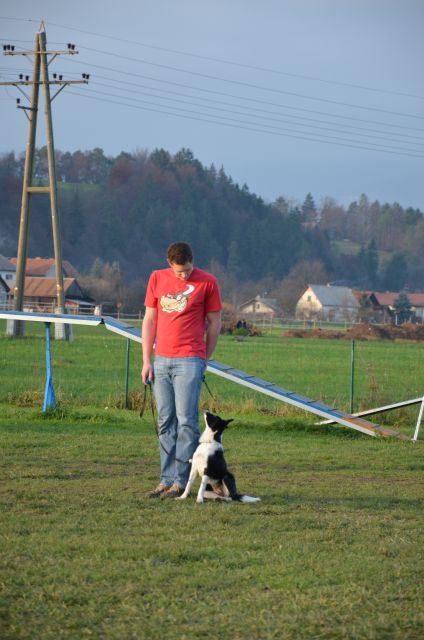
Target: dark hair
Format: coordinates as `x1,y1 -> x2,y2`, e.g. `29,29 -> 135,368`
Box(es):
167,241 -> 193,264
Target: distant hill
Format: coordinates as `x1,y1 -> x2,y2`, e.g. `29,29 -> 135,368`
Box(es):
0,147 -> 325,283
1,148 -> 423,294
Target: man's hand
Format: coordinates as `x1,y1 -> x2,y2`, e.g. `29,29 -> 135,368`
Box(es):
141,362 -> 154,385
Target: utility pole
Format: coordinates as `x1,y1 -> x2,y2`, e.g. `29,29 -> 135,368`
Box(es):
1,22 -> 89,338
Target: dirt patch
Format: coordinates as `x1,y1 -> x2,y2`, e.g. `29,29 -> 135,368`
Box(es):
282,323 -> 424,341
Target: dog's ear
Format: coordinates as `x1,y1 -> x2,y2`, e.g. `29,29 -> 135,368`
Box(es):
225,419 -> 234,427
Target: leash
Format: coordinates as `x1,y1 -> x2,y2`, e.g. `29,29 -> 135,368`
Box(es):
202,373 -> 215,401
139,374 -> 216,465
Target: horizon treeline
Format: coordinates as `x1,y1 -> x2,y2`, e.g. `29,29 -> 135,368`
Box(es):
0,147 -> 423,310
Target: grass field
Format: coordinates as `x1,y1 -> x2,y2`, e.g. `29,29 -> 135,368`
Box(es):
1,320 -> 423,427
0,323 -> 423,638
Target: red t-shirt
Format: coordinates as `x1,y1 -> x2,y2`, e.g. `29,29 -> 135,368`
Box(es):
144,267 -> 222,358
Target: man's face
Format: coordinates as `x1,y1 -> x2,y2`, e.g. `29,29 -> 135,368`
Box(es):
168,260 -> 193,281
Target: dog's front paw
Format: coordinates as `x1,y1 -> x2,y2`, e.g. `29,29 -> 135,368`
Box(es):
175,494 -> 187,500
196,498 -> 204,504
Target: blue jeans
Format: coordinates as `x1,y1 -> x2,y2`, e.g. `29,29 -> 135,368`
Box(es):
153,356 -> 206,487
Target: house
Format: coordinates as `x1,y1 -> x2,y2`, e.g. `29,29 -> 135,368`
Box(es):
7,257 -> 92,313
0,255 -> 16,288
370,292 -> 424,323
19,277 -> 94,314
296,284 -> 359,321
238,295 -> 280,318
9,257 -> 80,279
0,275 -> 10,308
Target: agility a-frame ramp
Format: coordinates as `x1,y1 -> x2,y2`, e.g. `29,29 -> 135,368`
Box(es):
206,360 -> 411,440
1,311 -> 419,441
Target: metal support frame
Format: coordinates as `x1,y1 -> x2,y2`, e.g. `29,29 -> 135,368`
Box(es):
412,397 -> 424,443
124,339 -> 131,409
318,397 -> 423,424
42,322 -> 56,411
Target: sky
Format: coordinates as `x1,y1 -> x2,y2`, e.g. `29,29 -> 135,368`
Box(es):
1,0 -> 423,210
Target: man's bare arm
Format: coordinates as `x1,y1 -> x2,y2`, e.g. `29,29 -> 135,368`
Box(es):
205,311 -> 222,360
141,306 -> 157,384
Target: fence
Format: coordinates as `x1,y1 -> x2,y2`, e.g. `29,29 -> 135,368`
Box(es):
1,310 -> 423,440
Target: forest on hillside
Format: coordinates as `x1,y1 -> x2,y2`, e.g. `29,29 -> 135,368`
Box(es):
0,147 -> 423,311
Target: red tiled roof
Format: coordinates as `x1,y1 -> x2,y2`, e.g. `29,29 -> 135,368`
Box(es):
352,290 -> 372,301
9,257 -> 79,278
372,292 -> 424,307
23,277 -> 76,297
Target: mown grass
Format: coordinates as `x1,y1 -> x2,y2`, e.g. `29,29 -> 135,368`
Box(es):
0,320 -> 423,427
0,323 -> 423,638
0,406 -> 423,639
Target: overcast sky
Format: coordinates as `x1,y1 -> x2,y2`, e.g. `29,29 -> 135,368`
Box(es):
1,1 -> 423,210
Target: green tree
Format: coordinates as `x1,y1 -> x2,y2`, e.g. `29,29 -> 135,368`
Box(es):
90,257 -> 104,278
273,196 -> 290,216
150,148 -> 172,170
227,240 -> 242,277
393,292 -> 414,325
302,192 -> 317,223
382,254 -> 408,291
364,239 -> 378,287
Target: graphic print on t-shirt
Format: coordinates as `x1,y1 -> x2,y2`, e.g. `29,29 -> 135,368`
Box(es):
160,284 -> 195,313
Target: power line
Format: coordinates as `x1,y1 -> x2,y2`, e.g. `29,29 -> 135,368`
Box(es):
3,16 -> 422,158
80,45 -> 424,122
68,88 -> 424,159
6,63 -> 421,146
92,77 -> 424,143
7,16 -> 422,102
88,80 -> 424,149
3,17 -> 422,118
63,57 -> 424,134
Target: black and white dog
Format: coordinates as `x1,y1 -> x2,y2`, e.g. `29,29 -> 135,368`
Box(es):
177,411 -> 261,504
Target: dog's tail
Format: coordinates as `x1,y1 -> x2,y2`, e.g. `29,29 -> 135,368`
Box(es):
223,472 -> 261,503
239,495 -> 261,503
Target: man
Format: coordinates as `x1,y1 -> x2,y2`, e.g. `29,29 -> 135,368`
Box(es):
141,241 -> 222,498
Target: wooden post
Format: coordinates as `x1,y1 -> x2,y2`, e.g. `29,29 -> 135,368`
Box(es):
2,23 -> 87,339
8,34 -> 41,337
39,30 -> 70,340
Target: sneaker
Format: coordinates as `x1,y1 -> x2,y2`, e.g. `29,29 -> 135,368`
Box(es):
160,483 -> 184,499
145,483 -> 170,498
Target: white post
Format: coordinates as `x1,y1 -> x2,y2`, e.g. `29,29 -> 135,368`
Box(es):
412,396 -> 424,443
